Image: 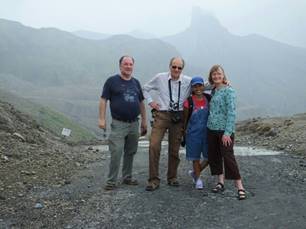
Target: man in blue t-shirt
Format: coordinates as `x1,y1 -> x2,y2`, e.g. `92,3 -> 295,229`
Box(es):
99,55 -> 147,190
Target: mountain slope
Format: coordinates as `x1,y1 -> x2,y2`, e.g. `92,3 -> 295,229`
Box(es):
162,8 -> 306,119
0,19 -> 180,134
0,18 -> 179,87
73,30 -> 110,40
1,15 -> 306,129
0,89 -> 96,143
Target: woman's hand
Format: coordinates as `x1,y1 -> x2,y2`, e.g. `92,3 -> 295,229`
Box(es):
222,135 -> 232,147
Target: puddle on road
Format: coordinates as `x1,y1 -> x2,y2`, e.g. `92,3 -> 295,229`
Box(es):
138,140 -> 168,148
233,146 -> 282,156
93,141 -> 283,156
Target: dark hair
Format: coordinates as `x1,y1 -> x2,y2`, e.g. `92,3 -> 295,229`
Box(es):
169,57 -> 185,69
208,64 -> 227,85
119,55 -> 135,65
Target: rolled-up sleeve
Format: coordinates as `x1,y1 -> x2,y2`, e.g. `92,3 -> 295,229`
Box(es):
143,75 -> 159,105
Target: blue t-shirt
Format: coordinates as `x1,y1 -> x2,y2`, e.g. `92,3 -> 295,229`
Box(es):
101,74 -> 144,121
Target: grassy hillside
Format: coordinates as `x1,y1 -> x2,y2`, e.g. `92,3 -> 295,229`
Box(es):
0,89 -> 96,143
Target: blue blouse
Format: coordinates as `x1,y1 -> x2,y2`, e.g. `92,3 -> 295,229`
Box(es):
207,86 -> 236,136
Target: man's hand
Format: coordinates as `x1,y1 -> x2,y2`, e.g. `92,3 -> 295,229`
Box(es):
140,122 -> 147,136
149,101 -> 160,110
98,118 -> 106,130
181,127 -> 186,137
222,135 -> 232,147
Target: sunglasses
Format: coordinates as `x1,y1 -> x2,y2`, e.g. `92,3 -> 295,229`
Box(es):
171,65 -> 183,70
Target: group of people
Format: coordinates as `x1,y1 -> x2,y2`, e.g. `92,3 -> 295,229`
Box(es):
98,55 -> 246,200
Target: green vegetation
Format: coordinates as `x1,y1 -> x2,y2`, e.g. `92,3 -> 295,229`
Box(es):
35,106 -> 96,142
0,89 -> 96,143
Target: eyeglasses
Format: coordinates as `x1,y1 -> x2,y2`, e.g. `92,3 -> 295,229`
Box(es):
171,65 -> 183,70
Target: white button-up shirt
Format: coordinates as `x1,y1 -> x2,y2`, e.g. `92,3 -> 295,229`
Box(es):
143,72 -> 192,111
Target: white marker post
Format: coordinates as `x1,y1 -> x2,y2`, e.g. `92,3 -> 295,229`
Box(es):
61,128 -> 71,138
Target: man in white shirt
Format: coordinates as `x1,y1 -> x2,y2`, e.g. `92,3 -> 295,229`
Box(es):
143,57 -> 191,191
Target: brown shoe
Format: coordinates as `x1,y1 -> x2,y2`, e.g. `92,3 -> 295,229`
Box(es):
104,183 -> 116,191
122,178 -> 139,185
167,179 -> 180,187
145,181 -> 160,191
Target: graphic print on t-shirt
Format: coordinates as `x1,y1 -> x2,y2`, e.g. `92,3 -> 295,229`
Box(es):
123,88 -> 137,103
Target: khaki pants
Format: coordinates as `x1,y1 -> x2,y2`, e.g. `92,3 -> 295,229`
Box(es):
106,119 -> 139,185
148,111 -> 183,184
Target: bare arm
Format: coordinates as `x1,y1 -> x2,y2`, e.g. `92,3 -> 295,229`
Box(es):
98,97 -> 107,129
139,100 -> 147,136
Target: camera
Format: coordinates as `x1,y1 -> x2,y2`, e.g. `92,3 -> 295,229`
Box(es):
169,101 -> 179,111
169,101 -> 181,123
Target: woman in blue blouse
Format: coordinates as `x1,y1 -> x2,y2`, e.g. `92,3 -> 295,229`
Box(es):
207,65 -> 246,200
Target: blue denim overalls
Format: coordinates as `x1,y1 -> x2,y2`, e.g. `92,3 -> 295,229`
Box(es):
185,97 -> 209,161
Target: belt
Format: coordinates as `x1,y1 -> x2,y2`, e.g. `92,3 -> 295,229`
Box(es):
113,117 -> 138,123
158,110 -> 183,113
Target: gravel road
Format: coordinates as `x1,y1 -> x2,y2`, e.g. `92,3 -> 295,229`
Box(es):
2,142 -> 305,229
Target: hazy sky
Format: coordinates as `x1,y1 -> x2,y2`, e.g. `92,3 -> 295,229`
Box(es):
1,0 -> 306,47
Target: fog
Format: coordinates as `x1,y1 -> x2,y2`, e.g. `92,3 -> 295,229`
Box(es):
1,0 -> 306,47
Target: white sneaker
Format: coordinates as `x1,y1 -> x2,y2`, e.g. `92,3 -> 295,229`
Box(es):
195,178 -> 203,190
188,170 -> 196,184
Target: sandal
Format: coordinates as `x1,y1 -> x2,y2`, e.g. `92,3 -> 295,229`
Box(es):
212,182 -> 225,193
167,180 -> 180,187
237,189 -> 246,200
145,182 -> 159,191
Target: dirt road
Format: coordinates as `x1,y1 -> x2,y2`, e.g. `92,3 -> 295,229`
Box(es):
1,142 -> 305,229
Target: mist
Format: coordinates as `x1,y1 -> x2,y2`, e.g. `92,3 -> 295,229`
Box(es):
1,0 -> 306,135
1,0 -> 306,48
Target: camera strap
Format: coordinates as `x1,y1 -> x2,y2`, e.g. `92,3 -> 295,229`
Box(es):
168,79 -> 181,109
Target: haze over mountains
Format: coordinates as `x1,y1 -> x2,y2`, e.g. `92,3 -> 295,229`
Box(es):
1,8 -> 306,135
0,18 -> 179,135
73,30 -> 110,40
73,29 -> 156,41
163,8 -> 306,118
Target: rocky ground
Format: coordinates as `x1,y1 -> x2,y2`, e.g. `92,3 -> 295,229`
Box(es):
235,113 -> 306,156
0,101 -> 103,228
0,101 -> 305,228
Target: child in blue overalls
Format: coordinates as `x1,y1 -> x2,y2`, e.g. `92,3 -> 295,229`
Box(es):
183,76 -> 210,190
